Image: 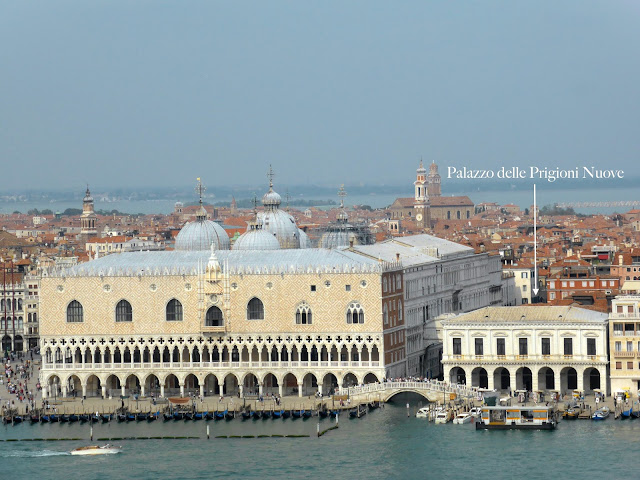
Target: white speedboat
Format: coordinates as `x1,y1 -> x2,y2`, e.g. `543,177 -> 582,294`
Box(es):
70,444 -> 121,456
416,407 -> 430,418
434,410 -> 450,424
453,412 -> 473,424
469,407 -> 482,418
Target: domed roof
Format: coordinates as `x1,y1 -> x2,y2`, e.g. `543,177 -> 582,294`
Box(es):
262,188 -> 282,207
257,210 -> 300,249
233,225 -> 280,251
298,229 -> 311,248
175,219 -> 230,251
320,230 -> 358,249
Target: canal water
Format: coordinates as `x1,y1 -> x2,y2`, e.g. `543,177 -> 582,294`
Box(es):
0,394 -> 635,479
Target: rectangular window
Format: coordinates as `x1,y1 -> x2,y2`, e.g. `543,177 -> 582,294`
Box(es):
452,338 -> 461,355
519,338 -> 528,356
523,285 -> 527,292
616,362 -> 622,370
549,281 -> 555,289
562,281 -> 567,287
564,338 -> 573,356
569,281 -> 575,287
618,306 -> 624,313
614,324 -> 623,336
628,362 -> 634,370
310,285 -> 316,292
589,281 -> 594,287
615,341 -> 621,352
475,338 -> 483,356
541,338 -> 550,355
582,281 -> 587,287
628,341 -> 633,352
497,338 -> 505,356
587,338 -> 596,356
345,285 -> 351,291
521,272 -> 528,279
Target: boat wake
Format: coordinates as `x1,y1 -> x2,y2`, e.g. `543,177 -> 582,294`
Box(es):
0,450 -> 70,457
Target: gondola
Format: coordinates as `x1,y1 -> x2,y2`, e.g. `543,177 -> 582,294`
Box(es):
183,412 -> 194,421
225,411 -> 235,420
194,411 -> 206,420
242,411 -> 252,420
262,410 -> 272,419
136,412 -> 148,421
281,410 -> 291,419
214,410 -> 226,420
292,410 -> 303,419
163,413 -> 173,421
3,416 -> 11,425
69,414 -> 79,423
252,411 -> 262,420
126,413 -> 136,422
40,415 -> 50,423
91,414 -> 100,423
101,414 -> 111,423
172,412 -> 184,420
117,413 -> 127,422
49,414 -> 59,423
318,410 -> 329,418
302,410 -> 312,419
272,410 -> 283,419
12,415 -> 23,424
79,414 -> 90,423
205,412 -> 214,420
148,412 -> 159,422
60,414 -> 69,423
368,401 -> 380,410
30,414 -> 40,424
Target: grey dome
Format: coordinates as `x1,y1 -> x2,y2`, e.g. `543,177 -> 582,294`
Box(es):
233,225 -> 281,251
320,230 -> 358,249
262,189 -> 282,207
175,219 -> 230,251
258,210 -> 300,249
298,229 -> 311,248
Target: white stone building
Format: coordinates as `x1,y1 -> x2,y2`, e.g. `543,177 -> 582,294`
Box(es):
441,306 -> 609,395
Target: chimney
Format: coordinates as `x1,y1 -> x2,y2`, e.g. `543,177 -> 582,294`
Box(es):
619,254 -> 624,266
396,253 -> 400,262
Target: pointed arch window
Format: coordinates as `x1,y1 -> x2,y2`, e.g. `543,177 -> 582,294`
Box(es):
115,299 -> 133,322
296,303 -> 312,325
166,299 -> 183,322
67,300 -> 84,323
247,297 -> 264,320
206,306 -> 224,326
346,302 -> 364,324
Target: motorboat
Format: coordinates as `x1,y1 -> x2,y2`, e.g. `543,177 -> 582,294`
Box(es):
416,407 -> 430,418
469,407 -> 482,418
592,406 -> 610,420
453,412 -> 473,425
70,444 -> 121,456
434,409 -> 450,424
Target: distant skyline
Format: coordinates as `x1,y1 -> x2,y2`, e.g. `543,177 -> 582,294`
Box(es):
2,1 -> 639,191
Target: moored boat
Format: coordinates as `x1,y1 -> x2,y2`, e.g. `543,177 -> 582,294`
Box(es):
101,414 -> 111,423
70,444 -> 121,456
592,406 -> 610,420
69,414 -> 79,423
416,406 -> 430,418
475,405 -> 557,430
453,412 -> 473,425
252,411 -> 262,420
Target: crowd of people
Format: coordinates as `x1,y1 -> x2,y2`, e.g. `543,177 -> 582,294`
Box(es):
1,352 -> 38,416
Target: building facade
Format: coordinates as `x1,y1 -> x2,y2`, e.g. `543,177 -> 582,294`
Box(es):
39,249 -> 388,399
441,306 -> 608,395
609,295 -> 640,395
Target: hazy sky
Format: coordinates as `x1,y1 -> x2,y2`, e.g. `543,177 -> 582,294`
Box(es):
2,1 -> 639,191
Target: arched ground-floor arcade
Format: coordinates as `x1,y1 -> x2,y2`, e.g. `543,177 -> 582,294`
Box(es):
443,363 -> 608,396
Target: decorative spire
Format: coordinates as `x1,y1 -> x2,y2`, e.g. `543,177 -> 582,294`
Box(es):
267,165 -> 275,191
337,184 -> 348,223
285,189 -> 291,212
195,177 -> 208,221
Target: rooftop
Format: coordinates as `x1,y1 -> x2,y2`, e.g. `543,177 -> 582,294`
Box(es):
443,306 -> 608,324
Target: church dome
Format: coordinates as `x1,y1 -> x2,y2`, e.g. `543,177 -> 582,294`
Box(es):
233,225 -> 280,251
320,229 -> 358,249
262,189 -> 282,207
298,229 -> 311,248
175,219 -> 230,251
257,210 -> 300,249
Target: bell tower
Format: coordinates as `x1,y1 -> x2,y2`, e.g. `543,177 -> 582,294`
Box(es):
427,161 -> 441,197
413,160 -> 430,229
80,186 -> 97,238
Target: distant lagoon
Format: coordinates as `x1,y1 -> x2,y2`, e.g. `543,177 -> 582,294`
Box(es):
1,186 -> 638,216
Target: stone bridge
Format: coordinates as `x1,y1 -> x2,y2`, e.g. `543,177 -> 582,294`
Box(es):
343,381 -> 479,403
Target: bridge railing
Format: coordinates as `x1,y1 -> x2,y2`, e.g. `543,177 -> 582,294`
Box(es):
342,381 -> 479,399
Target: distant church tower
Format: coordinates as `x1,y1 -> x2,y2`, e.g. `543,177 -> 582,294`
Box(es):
413,160 -> 430,229
80,186 -> 97,238
427,161 -> 441,198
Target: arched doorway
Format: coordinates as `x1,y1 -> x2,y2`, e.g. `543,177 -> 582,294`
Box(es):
323,373 -> 338,395
364,373 -> 379,384
583,368 -> 601,393
342,372 -> 358,388
204,374 -> 220,396
164,374 -> 180,396
86,375 -> 101,397
472,367 -> 488,389
493,367 -> 510,390
125,374 -> 141,395
145,374 -> 160,396
302,373 -> 318,396
223,374 -> 239,396
282,373 -> 298,396
561,367 -> 577,393
516,367 -> 532,391
449,367 -> 466,385
13,335 -> 23,352
243,373 -> 259,395
263,373 -> 278,395
538,367 -> 555,391
106,375 -> 121,397
1,336 -> 11,354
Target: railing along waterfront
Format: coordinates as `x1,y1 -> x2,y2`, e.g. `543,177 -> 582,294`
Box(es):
344,381 -> 479,399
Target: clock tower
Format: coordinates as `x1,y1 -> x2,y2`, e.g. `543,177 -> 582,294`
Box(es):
414,160 -> 430,229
